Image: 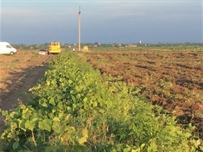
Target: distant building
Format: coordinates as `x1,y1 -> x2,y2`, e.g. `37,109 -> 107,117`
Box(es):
128,44 -> 137,47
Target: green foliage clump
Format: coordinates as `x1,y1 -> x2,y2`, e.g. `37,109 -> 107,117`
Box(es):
1,52 -> 202,152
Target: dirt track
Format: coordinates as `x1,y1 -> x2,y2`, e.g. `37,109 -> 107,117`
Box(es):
0,51 -> 54,147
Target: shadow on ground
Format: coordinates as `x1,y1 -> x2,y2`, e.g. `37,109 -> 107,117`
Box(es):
0,64 -> 48,109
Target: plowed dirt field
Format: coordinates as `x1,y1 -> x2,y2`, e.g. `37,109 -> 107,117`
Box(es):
82,50 -> 203,134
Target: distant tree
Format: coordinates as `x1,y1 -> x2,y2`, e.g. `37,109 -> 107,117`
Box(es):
94,42 -> 99,45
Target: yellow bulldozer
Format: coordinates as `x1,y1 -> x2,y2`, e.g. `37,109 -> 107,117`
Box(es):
48,42 -> 61,54
82,46 -> 89,52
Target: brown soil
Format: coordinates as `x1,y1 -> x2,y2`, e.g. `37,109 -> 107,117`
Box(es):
0,50 -> 55,147
82,50 -> 203,134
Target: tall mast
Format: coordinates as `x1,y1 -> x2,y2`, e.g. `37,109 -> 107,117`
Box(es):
78,6 -> 81,51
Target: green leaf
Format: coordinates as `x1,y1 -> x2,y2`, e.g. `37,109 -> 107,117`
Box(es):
10,111 -> 17,118
46,80 -> 50,86
13,141 -> 19,150
64,114 -> 70,121
10,122 -> 17,130
83,97 -> 88,103
52,121 -> 61,133
68,79 -> 72,84
38,119 -> 52,132
78,137 -> 87,145
53,117 -> 60,121
18,119 -> 26,130
25,120 -> 35,131
148,141 -> 157,152
1,110 -> 8,116
57,102 -> 63,109
82,128 -> 88,138
39,98 -> 48,107
78,128 -> 88,144
93,102 -> 98,107
133,143 -> 145,152
51,79 -> 57,85
49,97 -> 56,106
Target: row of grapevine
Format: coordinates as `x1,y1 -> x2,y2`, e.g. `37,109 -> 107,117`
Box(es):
1,52 -> 202,151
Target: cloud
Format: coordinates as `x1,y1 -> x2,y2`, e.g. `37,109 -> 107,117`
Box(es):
2,9 -> 39,17
98,1 -> 200,14
1,0 -> 202,44
81,1 -> 202,30
1,8 -> 41,25
1,7 -> 77,27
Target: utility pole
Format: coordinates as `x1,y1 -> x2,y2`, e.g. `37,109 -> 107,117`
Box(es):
78,6 -> 81,51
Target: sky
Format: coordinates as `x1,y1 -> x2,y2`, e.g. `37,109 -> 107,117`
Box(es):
0,0 -> 202,44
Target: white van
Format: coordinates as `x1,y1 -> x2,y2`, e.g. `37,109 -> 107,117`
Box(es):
0,42 -> 17,54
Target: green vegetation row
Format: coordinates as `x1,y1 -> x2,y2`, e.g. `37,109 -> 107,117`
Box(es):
13,43 -> 202,52
1,52 -> 202,151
